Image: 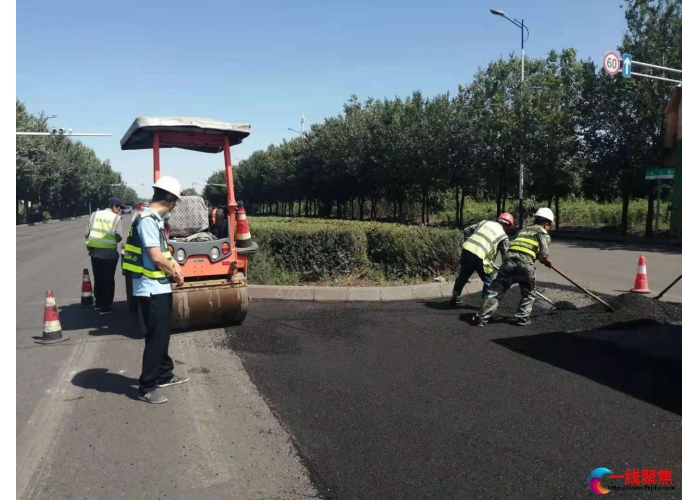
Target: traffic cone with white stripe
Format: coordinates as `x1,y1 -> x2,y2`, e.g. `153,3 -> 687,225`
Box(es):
81,268 -> 93,307
36,291 -> 70,344
235,203 -> 253,249
630,254 -> 651,294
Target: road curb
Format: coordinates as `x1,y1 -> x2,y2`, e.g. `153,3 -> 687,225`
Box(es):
248,280 -> 483,302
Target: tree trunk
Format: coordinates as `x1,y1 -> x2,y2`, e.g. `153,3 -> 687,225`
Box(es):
425,189 -> 430,224
398,197 -> 403,222
554,196 -> 560,231
460,189 -> 466,226
454,186 -> 460,228
645,182 -> 655,238
350,198 -> 355,220
421,188 -> 426,224
393,200 -> 397,221
621,191 -> 630,235
336,200 -> 341,219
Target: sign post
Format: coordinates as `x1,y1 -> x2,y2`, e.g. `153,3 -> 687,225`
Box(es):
646,168 -> 675,232
602,51 -> 681,83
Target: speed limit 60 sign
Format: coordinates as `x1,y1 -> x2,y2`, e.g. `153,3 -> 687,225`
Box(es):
603,51 -> 620,76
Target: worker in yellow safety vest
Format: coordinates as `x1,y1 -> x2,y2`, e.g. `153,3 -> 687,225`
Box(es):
122,176 -> 188,404
450,212 -> 515,306
473,207 -> 555,327
85,197 -> 124,314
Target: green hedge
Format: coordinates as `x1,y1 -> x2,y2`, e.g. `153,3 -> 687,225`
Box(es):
249,217 -> 461,283
441,198 -> 670,229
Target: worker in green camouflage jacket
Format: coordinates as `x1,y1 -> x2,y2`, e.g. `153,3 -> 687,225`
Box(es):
473,208 -> 555,327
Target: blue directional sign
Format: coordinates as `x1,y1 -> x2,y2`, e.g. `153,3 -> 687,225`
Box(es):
622,53 -> 633,78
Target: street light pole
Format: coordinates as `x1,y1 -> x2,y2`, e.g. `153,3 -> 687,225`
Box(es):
490,8 -> 529,229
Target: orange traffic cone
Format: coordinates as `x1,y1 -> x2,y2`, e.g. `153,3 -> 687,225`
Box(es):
630,254 -> 651,293
36,291 -> 70,344
81,268 -> 93,307
235,203 -> 254,249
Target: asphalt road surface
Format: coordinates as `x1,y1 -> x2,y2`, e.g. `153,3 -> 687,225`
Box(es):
16,217 -> 682,499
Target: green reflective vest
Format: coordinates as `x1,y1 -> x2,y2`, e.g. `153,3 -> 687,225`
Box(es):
509,225 -> 546,260
122,213 -> 174,281
462,220 -> 507,274
86,209 -> 120,250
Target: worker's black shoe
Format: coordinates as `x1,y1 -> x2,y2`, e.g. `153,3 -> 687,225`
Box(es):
157,375 -> 190,388
138,390 -> 168,404
99,308 -> 113,315
449,297 -> 465,307
472,315 -> 486,327
516,318 -> 532,327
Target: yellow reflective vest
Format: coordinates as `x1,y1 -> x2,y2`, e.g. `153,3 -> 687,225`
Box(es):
462,220 -> 508,274
86,209 -> 120,250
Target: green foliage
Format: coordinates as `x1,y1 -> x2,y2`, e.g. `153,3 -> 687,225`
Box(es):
251,219 -> 369,281
233,2 -> 680,236
247,249 -> 301,285
438,198 -> 670,229
365,225 -> 461,280
249,217 -> 461,283
16,99 -> 132,223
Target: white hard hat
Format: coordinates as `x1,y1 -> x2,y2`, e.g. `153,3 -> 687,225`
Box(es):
153,175 -> 182,199
534,207 -> 555,222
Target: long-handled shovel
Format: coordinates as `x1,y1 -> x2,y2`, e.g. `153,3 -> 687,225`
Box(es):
654,275 -> 681,300
533,290 -> 578,310
550,264 -> 615,312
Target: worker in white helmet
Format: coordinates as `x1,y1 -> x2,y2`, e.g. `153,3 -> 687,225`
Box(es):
122,175 -> 189,404
473,207 -> 555,327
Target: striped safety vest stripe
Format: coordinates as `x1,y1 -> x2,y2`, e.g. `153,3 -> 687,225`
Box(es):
509,226 -> 544,259
121,213 -> 174,281
462,221 -> 507,273
86,209 -> 120,250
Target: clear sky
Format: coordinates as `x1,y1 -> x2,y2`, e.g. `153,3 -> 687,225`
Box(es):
17,0 -> 628,199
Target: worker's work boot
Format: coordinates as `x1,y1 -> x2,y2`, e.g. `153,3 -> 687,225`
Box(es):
138,390 -> 168,404
472,315 -> 486,327
449,296 -> 465,307
157,375 -> 190,388
516,318 -> 532,327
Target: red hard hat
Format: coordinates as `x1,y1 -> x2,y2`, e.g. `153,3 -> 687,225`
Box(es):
498,212 -> 514,228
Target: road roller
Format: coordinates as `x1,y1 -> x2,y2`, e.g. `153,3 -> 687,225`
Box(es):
120,117 -> 258,330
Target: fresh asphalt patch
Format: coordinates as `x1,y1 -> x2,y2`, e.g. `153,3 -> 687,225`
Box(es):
218,284 -> 682,499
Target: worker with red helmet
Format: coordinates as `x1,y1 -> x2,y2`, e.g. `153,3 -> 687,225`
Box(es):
450,212 -> 515,306
474,207 -> 555,327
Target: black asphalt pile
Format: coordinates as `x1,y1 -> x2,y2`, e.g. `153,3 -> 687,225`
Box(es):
534,292 -> 682,333
458,285 -> 681,333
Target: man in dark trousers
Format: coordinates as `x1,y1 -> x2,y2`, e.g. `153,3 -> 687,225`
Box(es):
474,208 -> 555,327
85,197 -> 124,314
122,176 -> 189,404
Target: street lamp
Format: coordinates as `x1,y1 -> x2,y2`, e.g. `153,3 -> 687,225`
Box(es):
490,8 -> 529,229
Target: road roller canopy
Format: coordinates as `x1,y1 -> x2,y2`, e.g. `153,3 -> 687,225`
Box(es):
120,117 -> 252,154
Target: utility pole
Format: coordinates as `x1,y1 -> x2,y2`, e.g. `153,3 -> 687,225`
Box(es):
490,8 -> 529,229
